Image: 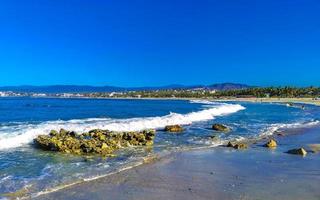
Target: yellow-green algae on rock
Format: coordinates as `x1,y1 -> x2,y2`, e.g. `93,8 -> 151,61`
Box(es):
34,128 -> 156,157
164,125 -> 184,133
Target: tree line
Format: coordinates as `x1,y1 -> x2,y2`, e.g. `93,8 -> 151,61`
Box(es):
83,87 -> 320,99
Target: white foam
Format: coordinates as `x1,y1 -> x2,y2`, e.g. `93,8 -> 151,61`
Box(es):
190,99 -> 223,105
260,120 -> 320,137
0,103 -> 245,150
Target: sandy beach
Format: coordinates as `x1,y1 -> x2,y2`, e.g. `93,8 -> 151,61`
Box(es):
35,123 -> 320,200
212,97 -> 320,107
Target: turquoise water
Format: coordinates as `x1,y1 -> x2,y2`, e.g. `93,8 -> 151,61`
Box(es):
0,98 -> 319,198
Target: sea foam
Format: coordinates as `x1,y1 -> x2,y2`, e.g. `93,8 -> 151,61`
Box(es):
0,103 -> 245,150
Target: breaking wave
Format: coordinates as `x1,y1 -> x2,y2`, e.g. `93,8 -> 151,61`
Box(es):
260,120 -> 320,137
0,103 -> 245,150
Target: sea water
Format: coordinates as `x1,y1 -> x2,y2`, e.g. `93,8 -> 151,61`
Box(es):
0,98 -> 319,198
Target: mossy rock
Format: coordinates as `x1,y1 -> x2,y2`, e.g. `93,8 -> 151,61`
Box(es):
33,129 -> 156,157
212,124 -> 230,132
264,139 -> 277,148
226,141 -> 248,149
164,125 -> 183,132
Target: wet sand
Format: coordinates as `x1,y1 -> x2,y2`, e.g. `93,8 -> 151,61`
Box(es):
36,125 -> 320,200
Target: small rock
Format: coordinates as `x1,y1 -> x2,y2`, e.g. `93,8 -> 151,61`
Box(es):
212,124 -> 230,132
287,148 -> 307,156
227,141 -> 235,148
165,125 -> 183,132
234,143 -> 248,149
264,139 -> 277,148
226,141 -> 248,149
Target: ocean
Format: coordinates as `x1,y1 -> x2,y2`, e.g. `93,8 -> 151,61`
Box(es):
0,98 -> 319,198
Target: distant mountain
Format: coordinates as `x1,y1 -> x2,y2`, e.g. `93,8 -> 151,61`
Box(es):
206,83 -> 251,90
0,83 -> 252,93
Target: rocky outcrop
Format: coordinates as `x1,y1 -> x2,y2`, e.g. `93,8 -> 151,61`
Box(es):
164,125 -> 183,133
287,148 -> 307,156
34,129 -> 156,157
264,139 -> 277,148
212,124 -> 230,132
227,141 -> 248,149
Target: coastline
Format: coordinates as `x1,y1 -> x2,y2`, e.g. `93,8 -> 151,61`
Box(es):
212,97 -> 320,106
3,96 -> 319,107
35,124 -> 320,200
1,98 -> 319,199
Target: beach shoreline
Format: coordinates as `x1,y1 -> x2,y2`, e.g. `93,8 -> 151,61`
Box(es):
35,124 -> 320,200
11,96 -> 320,107
1,98 -> 319,200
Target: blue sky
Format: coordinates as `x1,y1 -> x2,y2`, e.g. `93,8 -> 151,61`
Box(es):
0,0 -> 319,87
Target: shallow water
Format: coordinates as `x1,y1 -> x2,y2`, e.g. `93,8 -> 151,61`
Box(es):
0,98 -> 319,198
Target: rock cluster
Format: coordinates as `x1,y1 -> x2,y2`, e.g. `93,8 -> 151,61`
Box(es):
227,141 -> 248,149
34,129 -> 156,157
164,125 -> 184,133
212,124 -> 230,132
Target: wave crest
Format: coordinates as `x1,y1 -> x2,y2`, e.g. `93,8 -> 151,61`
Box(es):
0,103 -> 245,150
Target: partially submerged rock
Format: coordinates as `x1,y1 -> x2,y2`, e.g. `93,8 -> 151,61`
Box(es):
227,141 -> 248,149
34,129 -> 156,157
212,124 -> 230,132
164,125 -> 183,133
264,139 -> 277,148
287,148 -> 307,156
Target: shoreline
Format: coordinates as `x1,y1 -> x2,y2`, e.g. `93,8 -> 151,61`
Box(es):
1,98 -> 319,199
2,96 -> 320,106
31,122 -> 320,200
35,124 -> 320,200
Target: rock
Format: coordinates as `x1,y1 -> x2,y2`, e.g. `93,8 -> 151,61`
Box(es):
49,130 -> 58,136
33,129 -> 156,157
212,124 -> 230,132
264,139 -> 277,148
59,128 -> 68,136
287,148 -> 307,156
226,141 -> 248,149
164,125 -> 183,132
234,143 -> 248,149
227,141 -> 235,147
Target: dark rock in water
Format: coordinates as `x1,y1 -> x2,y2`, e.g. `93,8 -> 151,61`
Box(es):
34,129 -> 156,157
212,124 -> 230,132
227,141 -> 235,147
226,141 -> 248,149
164,125 -> 183,133
264,139 -> 277,148
287,148 -> 307,156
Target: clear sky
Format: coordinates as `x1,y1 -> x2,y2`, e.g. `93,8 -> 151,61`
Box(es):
0,0 -> 319,87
